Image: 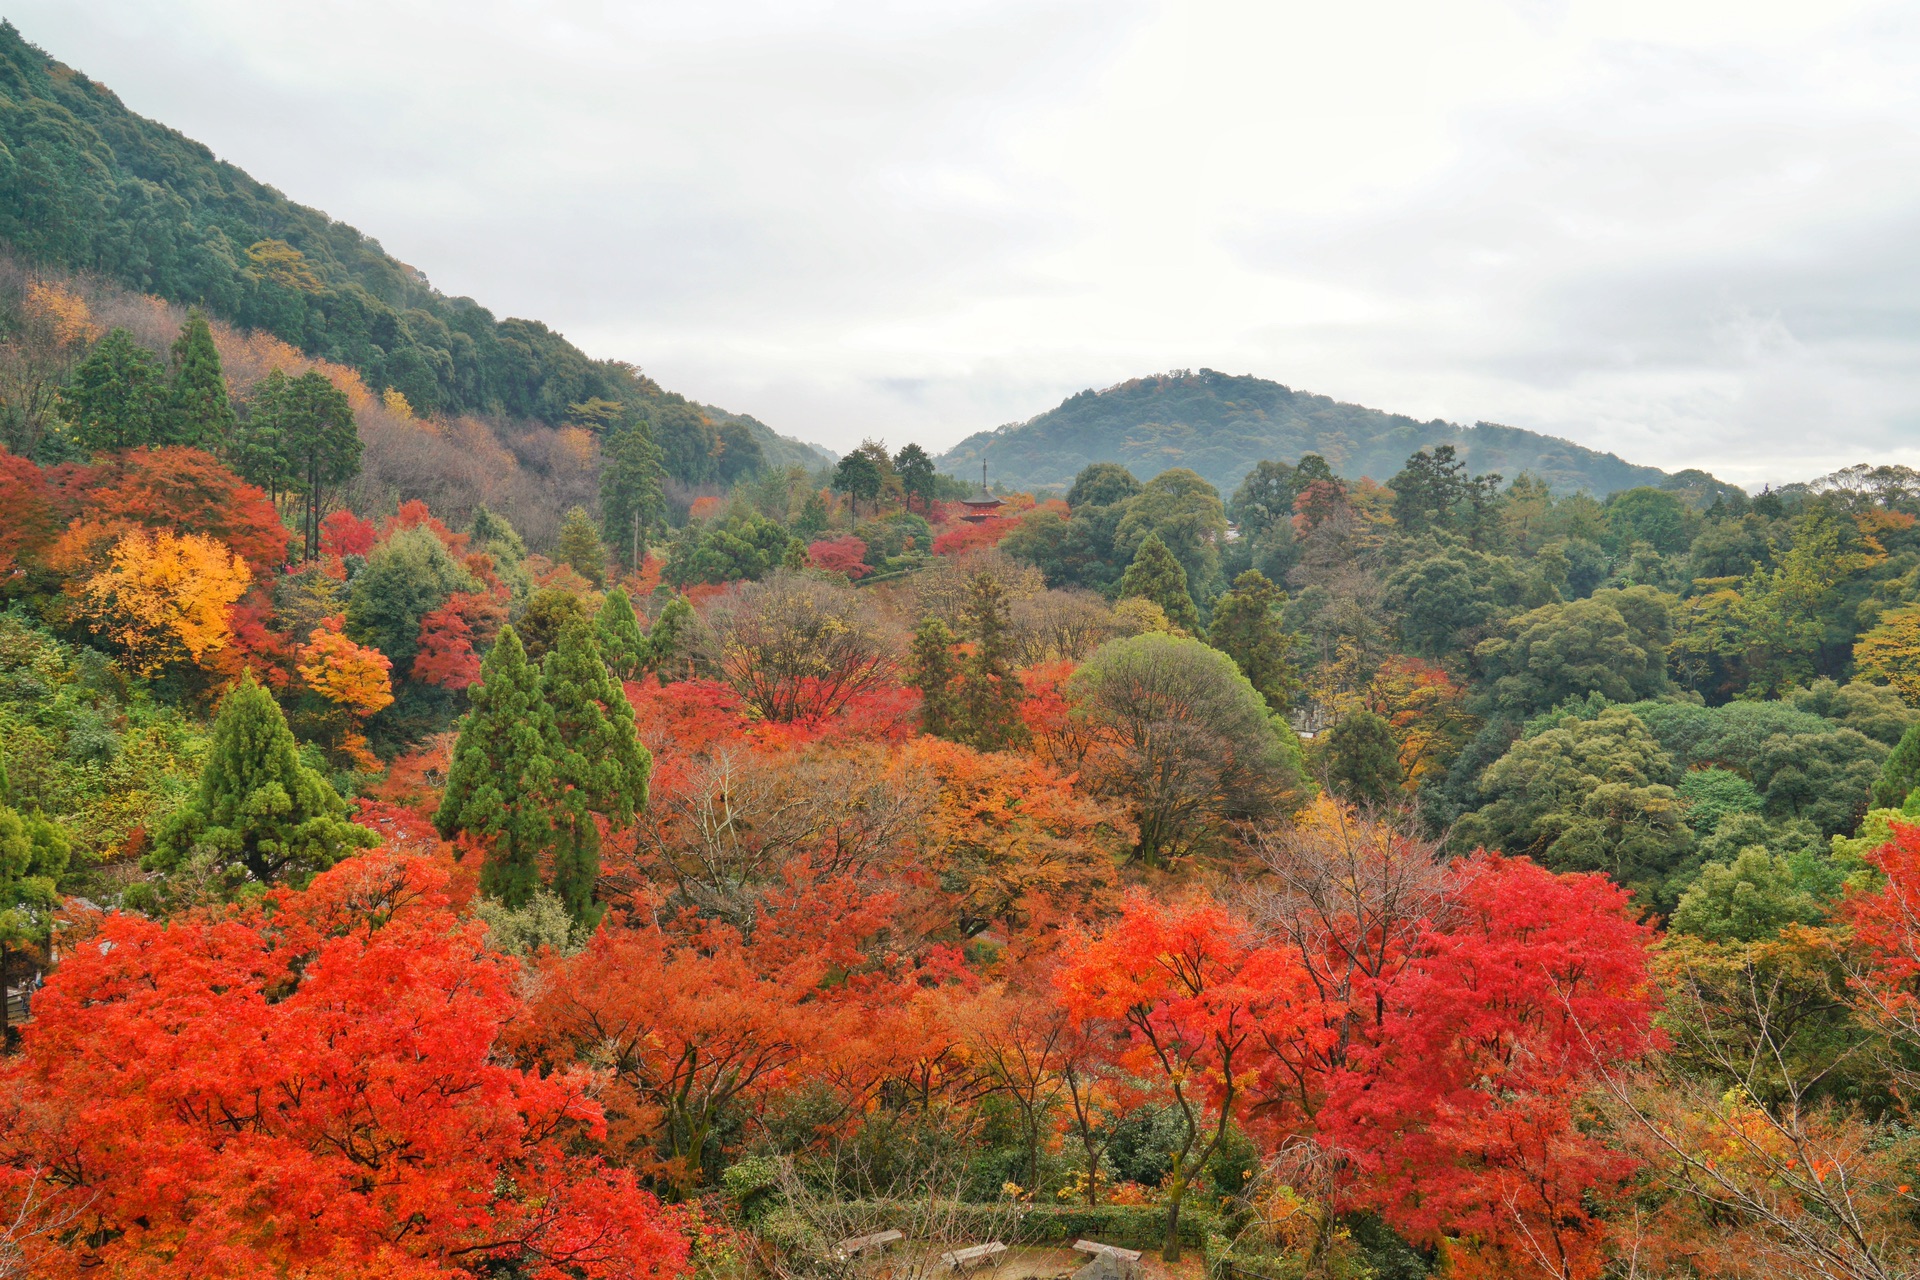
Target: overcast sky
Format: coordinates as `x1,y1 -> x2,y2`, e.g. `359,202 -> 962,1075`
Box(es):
10,0 -> 1920,483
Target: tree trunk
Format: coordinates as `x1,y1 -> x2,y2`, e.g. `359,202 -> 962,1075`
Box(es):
1,944 -> 12,1053
1162,1177 -> 1185,1262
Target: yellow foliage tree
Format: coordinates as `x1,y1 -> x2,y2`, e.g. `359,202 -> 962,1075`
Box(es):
1855,605 -> 1920,705
81,531 -> 250,674
297,621 -> 396,718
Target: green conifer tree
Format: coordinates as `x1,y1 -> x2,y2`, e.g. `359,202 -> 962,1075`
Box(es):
1317,710 -> 1404,809
956,572 -> 1029,750
436,626 -> 560,908
149,671 -> 373,886
645,596 -> 700,684
1207,570 -> 1302,715
795,491 -> 830,539
1118,533 -> 1202,634
600,420 -> 666,570
910,617 -> 960,738
781,537 -> 809,572
595,586 -> 649,681
164,307 -> 236,448
56,328 -> 166,454
543,618 -> 652,927
558,506 -> 608,588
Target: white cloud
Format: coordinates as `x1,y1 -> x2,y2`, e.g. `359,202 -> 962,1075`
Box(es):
10,0 -> 1920,484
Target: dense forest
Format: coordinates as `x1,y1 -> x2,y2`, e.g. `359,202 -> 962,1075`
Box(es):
5,22 -> 1920,1280
935,368 -> 1711,499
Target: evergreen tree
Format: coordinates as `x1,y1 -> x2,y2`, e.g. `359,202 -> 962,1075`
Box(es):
832,446 -> 884,514
164,307 -> 235,448
56,328 -> 165,453
795,491 -> 829,539
894,442 -> 938,511
1873,720 -> 1920,809
910,617 -> 959,737
470,506 -> 528,564
780,537 -> 809,571
542,618 -> 652,927
557,506 -> 607,588
1208,569 -> 1301,714
1118,533 -> 1201,633
436,626 -> 559,909
600,420 -> 666,570
1318,709 -> 1404,809
253,369 -> 359,560
645,595 -> 700,684
149,671 -> 373,885
0,797 -> 67,1044
595,585 -> 649,681
956,572 -> 1029,750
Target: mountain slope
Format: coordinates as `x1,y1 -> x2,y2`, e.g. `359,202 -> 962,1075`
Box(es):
0,21 -> 829,469
936,368 -> 1674,498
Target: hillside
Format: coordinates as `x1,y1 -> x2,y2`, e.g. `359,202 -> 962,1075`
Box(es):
0,20 -> 830,471
937,368 -> 1677,497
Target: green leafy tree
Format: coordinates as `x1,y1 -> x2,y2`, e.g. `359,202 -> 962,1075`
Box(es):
664,513 -> 793,587
715,420 -> 765,483
1873,721 -> 1920,810
1118,533 -> 1201,633
1070,633 -> 1303,865
149,671 -> 374,886
542,618 -> 651,926
1318,709 -> 1403,808
1669,846 -> 1826,943
1206,569 -> 1300,714
1067,462 -> 1141,510
1475,586 -> 1674,719
557,506 -> 607,588
1453,707 -> 1690,905
894,442 -> 938,511
600,419 -> 666,570
654,402 -> 719,485
910,617 -> 959,737
1113,468 -> 1229,601
1227,460 -> 1297,537
343,525 -> 478,675
956,571 -> 1028,750
0,762 -> 69,1042
436,626 -> 559,909
1383,550 -> 1512,658
163,307 -> 234,448
55,328 -> 165,453
595,586 -> 649,681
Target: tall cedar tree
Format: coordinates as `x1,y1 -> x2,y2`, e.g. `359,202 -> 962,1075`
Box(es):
1207,569 -> 1301,714
163,307 -> 234,449
957,572 -> 1028,750
56,328 -> 165,453
910,616 -> 960,737
543,617 -> 652,926
253,369 -> 360,560
646,596 -> 700,684
558,506 -> 608,588
596,585 -> 649,681
894,441 -> 938,511
437,626 -> 560,908
148,670 -> 373,884
1319,709 -> 1405,808
832,445 -> 884,514
601,420 -> 666,569
1119,532 -> 1201,633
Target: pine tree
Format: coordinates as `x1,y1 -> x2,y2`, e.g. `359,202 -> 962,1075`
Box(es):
436,626 -> 559,909
149,671 -> 373,885
543,618 -> 652,927
1207,569 -> 1301,714
645,596 -> 700,684
795,491 -> 829,539
956,572 -> 1028,750
164,307 -> 235,449
596,585 -> 649,681
780,537 -> 809,571
910,617 -> 959,737
56,328 -> 166,454
1119,533 -> 1201,634
558,506 -> 608,588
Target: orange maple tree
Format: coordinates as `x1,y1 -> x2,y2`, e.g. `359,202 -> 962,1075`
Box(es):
0,849 -> 689,1280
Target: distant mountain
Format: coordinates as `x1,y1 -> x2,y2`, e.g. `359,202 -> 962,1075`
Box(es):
0,21 -> 831,470
936,369 -> 1679,499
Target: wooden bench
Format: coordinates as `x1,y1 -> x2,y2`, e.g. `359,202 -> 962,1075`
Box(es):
941,1242 -> 1008,1273
833,1230 -> 904,1260
1072,1242 -> 1143,1263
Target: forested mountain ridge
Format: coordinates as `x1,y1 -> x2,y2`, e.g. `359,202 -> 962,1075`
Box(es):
938,367 -> 1696,497
0,20 -> 829,469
